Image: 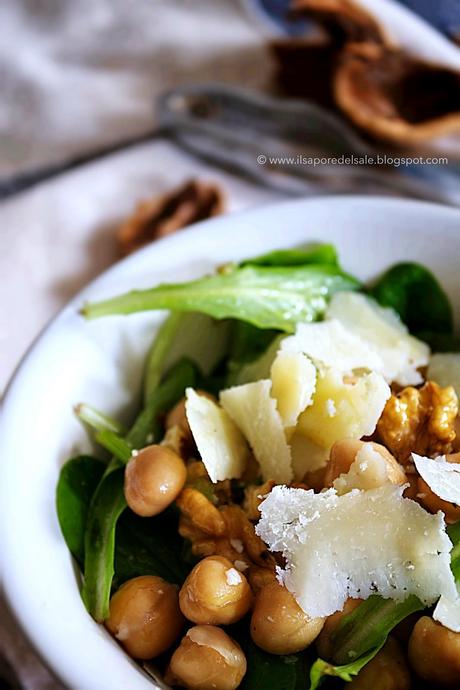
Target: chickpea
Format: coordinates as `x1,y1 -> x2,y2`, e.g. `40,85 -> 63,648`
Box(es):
179,556 -> 253,625
392,611 -> 421,645
409,616 -> 460,686
124,444 -> 186,517
106,575 -> 184,659
417,452 -> 460,523
250,581 -> 324,655
168,625 -> 246,690
325,440 -> 406,488
347,637 -> 410,690
316,598 -> 362,660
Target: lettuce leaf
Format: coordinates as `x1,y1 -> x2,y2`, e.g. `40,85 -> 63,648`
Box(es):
82,263 -> 359,332
309,595 -> 424,689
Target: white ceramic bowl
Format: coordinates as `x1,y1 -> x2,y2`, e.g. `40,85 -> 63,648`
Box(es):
1,196 -> 460,690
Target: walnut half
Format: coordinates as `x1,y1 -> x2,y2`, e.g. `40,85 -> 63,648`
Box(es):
377,381 -> 458,463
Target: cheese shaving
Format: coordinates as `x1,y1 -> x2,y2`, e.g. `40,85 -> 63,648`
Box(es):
256,484 -> 456,618
326,292 -> 429,385
185,388 -> 249,483
281,319 -> 382,374
413,453 -> 460,506
220,380 -> 293,483
434,595 -> 460,633
333,444 -> 392,495
270,350 -> 316,428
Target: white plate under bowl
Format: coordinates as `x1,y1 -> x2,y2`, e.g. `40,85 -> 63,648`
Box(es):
1,196 -> 460,690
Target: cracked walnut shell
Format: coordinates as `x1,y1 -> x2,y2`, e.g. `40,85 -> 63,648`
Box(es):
118,179 -> 225,255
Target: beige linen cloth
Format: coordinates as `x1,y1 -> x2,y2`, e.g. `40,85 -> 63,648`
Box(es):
0,1 -> 276,687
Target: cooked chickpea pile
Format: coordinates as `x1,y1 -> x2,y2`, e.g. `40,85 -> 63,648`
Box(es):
103,384 -> 460,689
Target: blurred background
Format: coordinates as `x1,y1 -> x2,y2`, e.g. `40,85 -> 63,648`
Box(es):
1,0 -> 460,687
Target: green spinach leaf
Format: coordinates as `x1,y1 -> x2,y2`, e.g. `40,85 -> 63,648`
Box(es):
416,331 -> 460,353
239,638 -> 310,690
56,455 -> 105,566
114,508 -> 189,587
82,264 -> 359,332
370,262 -> 453,336
227,334 -> 285,386
240,243 -> 338,268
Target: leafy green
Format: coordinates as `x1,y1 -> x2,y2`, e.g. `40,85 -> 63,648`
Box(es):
114,508 -> 189,587
93,429 -> 132,462
143,311 -> 184,402
416,331 -> 460,353
309,649 -> 379,689
127,358 -> 198,449
57,456 -> 189,592
74,403 -> 127,436
370,262 -> 453,336
56,455 -> 105,565
232,631 -> 310,690
309,595 -> 424,689
229,320 -> 279,363
448,521 -> 460,581
240,244 -> 339,268
241,644 -> 309,690
81,467 -> 127,621
82,263 -> 359,332
228,334 -> 285,386
81,358 -> 198,621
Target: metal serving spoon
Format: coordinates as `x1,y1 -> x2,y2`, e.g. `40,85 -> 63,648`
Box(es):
157,84 -> 456,202
1,83 -> 457,203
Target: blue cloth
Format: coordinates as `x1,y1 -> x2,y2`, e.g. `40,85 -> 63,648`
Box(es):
253,0 -> 460,40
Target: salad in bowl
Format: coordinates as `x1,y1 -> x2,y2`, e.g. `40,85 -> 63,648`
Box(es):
56,241 -> 460,689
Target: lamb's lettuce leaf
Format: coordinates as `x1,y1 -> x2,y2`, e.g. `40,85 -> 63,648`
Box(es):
370,262 -> 453,338
81,357 -> 198,621
56,455 -> 105,566
144,312 -> 232,402
240,639 -> 310,690
56,456 -> 188,592
309,595 -> 424,689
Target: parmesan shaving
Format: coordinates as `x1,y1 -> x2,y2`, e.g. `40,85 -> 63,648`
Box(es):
326,292 -> 429,385
333,444 -> 392,495
281,319 -> 382,374
256,484 -> 456,618
434,595 -> 460,633
296,368 -> 390,449
220,380 -> 293,484
413,453 -> 460,506
270,350 -> 316,428
185,388 -> 249,483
